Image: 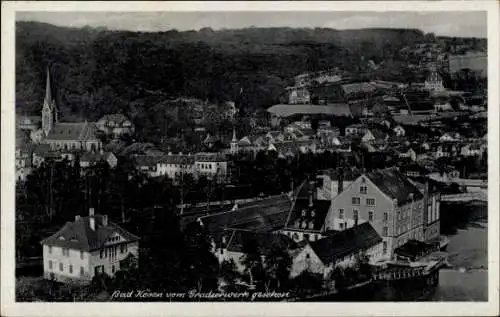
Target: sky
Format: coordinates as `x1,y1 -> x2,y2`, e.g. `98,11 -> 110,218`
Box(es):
16,11 -> 487,38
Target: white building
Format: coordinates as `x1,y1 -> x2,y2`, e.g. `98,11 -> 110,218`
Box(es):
290,222 -> 383,278
40,208 -> 140,283
156,153 -> 195,183
194,152 -> 228,183
322,168 -> 440,259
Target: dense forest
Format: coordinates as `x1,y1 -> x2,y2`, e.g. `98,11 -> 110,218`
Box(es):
16,22 -> 486,123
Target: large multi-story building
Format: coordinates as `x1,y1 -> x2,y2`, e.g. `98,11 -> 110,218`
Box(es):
155,153 -> 196,183
40,208 -> 140,283
323,168 -> 440,259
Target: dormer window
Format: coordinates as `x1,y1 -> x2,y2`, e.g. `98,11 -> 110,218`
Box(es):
58,236 -> 65,240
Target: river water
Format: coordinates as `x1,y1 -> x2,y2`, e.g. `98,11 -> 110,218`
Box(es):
342,201 -> 489,302
431,212 -> 488,301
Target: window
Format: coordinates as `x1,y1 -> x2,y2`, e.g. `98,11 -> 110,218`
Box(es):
80,251 -> 84,260
62,248 -> 69,257
368,211 -> 374,222
351,197 -> 360,205
112,265 -> 116,274
120,244 -> 125,254
48,246 -> 52,254
339,223 -> 344,230
49,260 -> 52,270
69,265 -> 73,274
353,210 -> 359,225
366,198 -> 375,206
360,186 -> 367,194
383,242 -> 387,254
304,234 -> 310,241
80,267 -> 84,276
383,227 -> 388,237
339,209 -> 344,219
383,212 -> 388,222
59,263 -> 63,272
105,248 -> 108,258
308,222 -> 314,229
301,209 -> 306,217
306,253 -> 310,259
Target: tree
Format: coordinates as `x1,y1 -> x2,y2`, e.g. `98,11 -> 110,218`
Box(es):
290,270 -> 324,296
263,238 -> 292,290
220,259 -> 241,291
240,236 -> 265,289
183,222 -> 220,292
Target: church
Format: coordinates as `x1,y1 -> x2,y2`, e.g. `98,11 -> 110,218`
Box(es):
38,68 -> 102,152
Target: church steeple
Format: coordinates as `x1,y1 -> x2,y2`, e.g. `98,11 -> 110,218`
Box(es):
44,66 -> 53,106
42,66 -> 57,136
230,126 -> 238,154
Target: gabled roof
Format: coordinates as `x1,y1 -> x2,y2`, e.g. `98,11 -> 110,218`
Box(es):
226,230 -> 296,253
80,151 -> 115,164
366,128 -> 388,140
133,155 -> 160,167
41,214 -> 139,251
309,222 -> 382,265
157,154 -> 195,165
46,122 -> 100,142
98,114 -> 131,125
365,168 -> 424,206
267,104 -> 352,118
285,199 -> 330,232
194,152 -> 227,162
199,194 -> 292,235
341,82 -> 376,95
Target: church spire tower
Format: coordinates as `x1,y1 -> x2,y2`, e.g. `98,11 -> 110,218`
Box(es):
230,126 -> 238,154
42,66 -> 57,136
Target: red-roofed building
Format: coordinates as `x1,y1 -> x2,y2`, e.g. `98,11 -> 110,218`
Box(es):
40,208 -> 139,283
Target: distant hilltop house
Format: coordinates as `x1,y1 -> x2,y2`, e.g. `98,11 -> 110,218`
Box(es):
448,51 -> 487,78
40,208 -> 139,284
96,114 -> 135,138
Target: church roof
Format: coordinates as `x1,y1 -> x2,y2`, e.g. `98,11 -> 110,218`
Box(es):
46,122 -> 100,142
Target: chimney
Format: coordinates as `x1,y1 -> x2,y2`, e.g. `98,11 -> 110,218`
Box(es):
89,217 -> 95,231
75,215 -> 81,221
89,207 -> 95,230
102,214 -> 108,226
308,181 -> 314,207
337,167 -> 344,194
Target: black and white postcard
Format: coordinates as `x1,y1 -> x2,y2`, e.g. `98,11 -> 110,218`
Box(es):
1,1 -> 499,316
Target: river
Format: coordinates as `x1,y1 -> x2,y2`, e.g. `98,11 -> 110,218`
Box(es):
328,201 -> 489,302
430,201 -> 488,301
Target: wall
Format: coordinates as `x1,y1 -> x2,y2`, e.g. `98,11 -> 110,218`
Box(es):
281,229 -> 323,243
88,241 -> 139,278
290,244 -> 326,278
323,175 -> 397,258
43,245 -> 91,282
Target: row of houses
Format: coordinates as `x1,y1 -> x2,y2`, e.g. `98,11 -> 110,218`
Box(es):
196,167 -> 441,280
